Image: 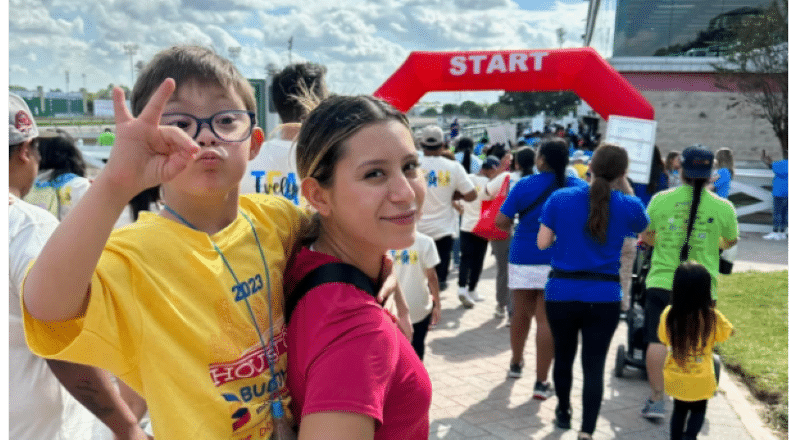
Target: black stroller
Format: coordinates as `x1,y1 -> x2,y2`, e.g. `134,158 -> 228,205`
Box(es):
614,244 -> 652,378
614,245 -> 721,383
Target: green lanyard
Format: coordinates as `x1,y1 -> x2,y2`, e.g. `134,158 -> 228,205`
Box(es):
161,204 -> 288,419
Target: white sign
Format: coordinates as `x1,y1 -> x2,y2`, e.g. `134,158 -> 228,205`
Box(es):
605,115 -> 658,184
93,99 -> 131,118
485,124 -> 517,146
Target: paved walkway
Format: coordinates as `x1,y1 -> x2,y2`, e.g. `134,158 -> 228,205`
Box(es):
425,232 -> 786,439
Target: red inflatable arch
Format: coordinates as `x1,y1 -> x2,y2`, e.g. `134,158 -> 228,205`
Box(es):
374,48 -> 654,121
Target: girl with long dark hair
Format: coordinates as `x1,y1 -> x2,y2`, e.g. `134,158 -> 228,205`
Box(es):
537,143 -> 649,440
24,133 -> 91,220
658,261 -> 734,440
640,145 -> 739,420
495,138 -> 587,399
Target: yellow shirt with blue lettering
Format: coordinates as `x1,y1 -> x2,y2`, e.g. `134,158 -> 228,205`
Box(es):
23,194 -> 306,439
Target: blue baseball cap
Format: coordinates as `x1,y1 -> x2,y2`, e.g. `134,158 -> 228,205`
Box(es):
681,145 -> 714,179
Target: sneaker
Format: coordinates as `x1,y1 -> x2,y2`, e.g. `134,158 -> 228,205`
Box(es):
778,232 -> 788,240
533,381 -> 554,400
494,305 -> 506,318
763,232 -> 780,240
641,398 -> 665,419
458,287 -> 475,308
469,289 -> 485,302
507,361 -> 524,378
555,405 -> 571,430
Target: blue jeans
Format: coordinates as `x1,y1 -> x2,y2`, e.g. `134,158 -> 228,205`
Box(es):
773,196 -> 788,232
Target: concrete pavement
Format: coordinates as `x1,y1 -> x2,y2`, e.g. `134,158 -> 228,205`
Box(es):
424,232 -> 786,439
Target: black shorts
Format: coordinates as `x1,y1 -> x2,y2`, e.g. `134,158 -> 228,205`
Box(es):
644,287 -> 671,344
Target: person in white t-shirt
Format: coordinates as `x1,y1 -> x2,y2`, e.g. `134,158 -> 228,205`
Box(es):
8,92 -> 147,440
387,232 -> 441,361
241,62 -> 328,202
458,157 -> 504,306
416,125 -> 477,297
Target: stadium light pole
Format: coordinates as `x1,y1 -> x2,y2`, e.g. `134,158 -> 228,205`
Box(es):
123,43 -> 139,88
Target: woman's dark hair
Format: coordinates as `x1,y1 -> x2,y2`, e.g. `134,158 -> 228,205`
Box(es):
38,134 -> 87,179
537,137 -> 569,187
586,143 -> 629,244
665,151 -> 681,172
128,186 -> 160,221
489,142 -> 508,160
647,145 -> 665,194
679,175 -> 709,261
455,137 -> 475,173
666,261 -> 716,369
513,146 -> 536,177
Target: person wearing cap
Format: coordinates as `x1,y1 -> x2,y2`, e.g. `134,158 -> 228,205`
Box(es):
639,145 -> 739,420
416,124 -> 477,299
9,93 -> 148,440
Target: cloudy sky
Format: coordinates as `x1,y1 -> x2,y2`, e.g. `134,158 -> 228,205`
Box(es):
9,0 -> 589,104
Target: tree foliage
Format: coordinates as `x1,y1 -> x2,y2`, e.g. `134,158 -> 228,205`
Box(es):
498,91 -> 579,118
459,100 -> 484,118
442,103 -> 458,115
487,102 -> 514,119
421,107 -> 439,116
714,1 -> 788,157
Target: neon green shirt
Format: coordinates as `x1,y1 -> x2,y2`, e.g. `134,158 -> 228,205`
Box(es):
645,186 -> 738,297
97,131 -> 115,147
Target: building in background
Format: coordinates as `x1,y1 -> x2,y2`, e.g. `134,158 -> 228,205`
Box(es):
583,0 -> 782,162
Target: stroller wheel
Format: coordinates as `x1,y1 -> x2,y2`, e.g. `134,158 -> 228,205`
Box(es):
714,354 -> 721,385
615,345 -> 626,378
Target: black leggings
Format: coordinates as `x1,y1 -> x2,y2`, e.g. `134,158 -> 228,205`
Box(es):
671,399 -> 707,440
411,312 -> 432,361
458,231 -> 489,290
434,236 -> 454,285
546,301 -> 621,435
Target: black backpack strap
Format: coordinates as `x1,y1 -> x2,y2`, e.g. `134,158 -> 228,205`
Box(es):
517,182 -> 558,220
285,262 -> 377,325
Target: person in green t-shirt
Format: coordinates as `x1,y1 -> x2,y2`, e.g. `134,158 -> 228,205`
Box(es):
638,145 -> 738,421
97,128 -> 115,147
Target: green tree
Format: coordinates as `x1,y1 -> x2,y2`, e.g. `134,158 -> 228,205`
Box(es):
498,91 -> 579,118
421,107 -> 439,117
10,85 -> 28,92
714,1 -> 787,157
487,102 -> 513,119
442,103 -> 458,115
459,100 -> 484,118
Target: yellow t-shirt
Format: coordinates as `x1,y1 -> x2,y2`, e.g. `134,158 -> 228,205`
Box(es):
23,194 -> 306,439
658,306 -> 733,401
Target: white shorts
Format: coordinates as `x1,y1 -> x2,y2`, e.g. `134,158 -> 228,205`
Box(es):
508,264 -> 552,290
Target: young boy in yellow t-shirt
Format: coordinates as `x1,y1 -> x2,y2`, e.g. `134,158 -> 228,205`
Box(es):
22,45 -> 306,440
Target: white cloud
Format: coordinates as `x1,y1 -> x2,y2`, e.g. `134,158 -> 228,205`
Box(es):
9,0 -> 589,101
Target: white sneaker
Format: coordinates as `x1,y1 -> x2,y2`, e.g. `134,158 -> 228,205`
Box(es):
763,232 -> 780,240
469,289 -> 485,302
494,305 -> 506,318
778,232 -> 787,240
458,287 -> 475,308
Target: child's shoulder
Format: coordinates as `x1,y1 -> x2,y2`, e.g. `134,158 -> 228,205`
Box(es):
239,194 -> 306,221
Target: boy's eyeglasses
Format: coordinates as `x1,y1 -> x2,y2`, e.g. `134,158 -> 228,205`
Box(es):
161,110 -> 256,143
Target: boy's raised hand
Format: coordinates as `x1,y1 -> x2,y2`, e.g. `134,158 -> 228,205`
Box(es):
102,79 -> 200,200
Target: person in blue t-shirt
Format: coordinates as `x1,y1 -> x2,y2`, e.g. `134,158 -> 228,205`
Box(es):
711,148 -> 734,199
762,150 -> 788,240
496,137 -> 587,400
537,143 -> 649,440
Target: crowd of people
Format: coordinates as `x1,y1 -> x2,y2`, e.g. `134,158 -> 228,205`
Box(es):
8,44 -> 781,440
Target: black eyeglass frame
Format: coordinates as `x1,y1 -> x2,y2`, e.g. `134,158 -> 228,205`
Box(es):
161,110 -> 257,142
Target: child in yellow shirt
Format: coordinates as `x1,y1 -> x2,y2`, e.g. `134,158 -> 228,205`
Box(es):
658,261 -> 734,440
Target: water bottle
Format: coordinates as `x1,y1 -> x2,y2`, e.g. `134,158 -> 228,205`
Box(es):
270,400 -> 297,440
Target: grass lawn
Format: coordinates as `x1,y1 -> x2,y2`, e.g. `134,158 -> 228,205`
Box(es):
717,270 -> 788,433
